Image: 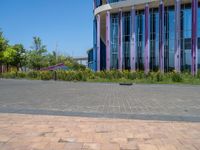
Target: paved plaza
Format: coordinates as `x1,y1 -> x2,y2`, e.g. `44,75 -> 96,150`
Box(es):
0,113 -> 200,150
0,79 -> 200,149
0,79 -> 200,121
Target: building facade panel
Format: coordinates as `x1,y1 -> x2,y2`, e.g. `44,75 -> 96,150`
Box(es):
92,0 -> 200,75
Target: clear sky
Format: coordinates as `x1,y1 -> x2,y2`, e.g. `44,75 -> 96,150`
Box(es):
0,0 -> 93,57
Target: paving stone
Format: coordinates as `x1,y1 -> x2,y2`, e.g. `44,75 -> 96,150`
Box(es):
64,143 -> 83,150
101,143 -> 120,150
0,80 -> 200,122
0,114 -> 199,150
82,143 -> 101,150
138,144 -> 158,150
120,141 -> 139,150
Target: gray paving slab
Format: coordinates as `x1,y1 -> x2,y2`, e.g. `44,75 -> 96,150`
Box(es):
0,79 -> 200,122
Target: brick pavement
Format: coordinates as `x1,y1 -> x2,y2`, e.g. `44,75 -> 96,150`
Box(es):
0,79 -> 200,122
0,113 -> 200,150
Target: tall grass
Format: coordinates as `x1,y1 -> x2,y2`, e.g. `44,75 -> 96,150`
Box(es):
1,70 -> 200,85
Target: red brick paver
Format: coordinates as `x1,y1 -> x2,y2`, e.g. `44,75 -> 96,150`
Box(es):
0,113 -> 199,150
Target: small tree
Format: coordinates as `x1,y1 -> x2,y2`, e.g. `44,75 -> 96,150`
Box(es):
28,37 -> 47,70
47,51 -> 57,66
12,44 -> 26,71
3,46 -> 16,71
0,30 -> 8,72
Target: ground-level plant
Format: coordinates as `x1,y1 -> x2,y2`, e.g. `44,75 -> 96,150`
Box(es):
1,70 -> 200,85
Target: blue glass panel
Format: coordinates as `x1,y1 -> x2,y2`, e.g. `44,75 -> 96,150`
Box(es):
150,8 -> 159,71
181,4 -> 192,72
95,0 -> 102,7
164,6 -> 175,72
110,14 -> 119,69
93,18 -> 97,71
198,6 -> 200,69
122,12 -> 131,70
136,11 -> 145,70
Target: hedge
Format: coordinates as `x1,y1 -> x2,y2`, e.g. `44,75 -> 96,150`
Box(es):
1,70 -> 200,84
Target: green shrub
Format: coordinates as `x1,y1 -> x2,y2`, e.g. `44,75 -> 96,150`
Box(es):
2,69 -> 200,84
109,70 -> 123,79
2,71 -> 17,79
65,71 -> 75,81
197,70 -> 200,79
17,72 -> 26,78
74,71 -> 87,81
57,71 -> 66,80
171,72 -> 183,82
126,71 -> 137,80
40,71 -> 52,80
27,71 -> 39,79
136,71 -> 145,79
155,72 -> 164,82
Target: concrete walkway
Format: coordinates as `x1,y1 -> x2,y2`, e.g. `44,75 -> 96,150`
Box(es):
0,113 -> 199,150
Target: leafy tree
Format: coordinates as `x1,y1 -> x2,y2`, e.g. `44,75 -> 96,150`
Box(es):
12,44 -> 27,71
47,51 -> 57,66
3,46 -> 16,71
0,31 -> 8,66
63,56 -> 86,70
28,37 -> 48,70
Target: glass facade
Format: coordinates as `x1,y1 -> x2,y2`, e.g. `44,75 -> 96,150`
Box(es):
181,3 -> 192,72
110,14 -> 119,69
136,10 -> 145,70
92,1 -> 200,73
150,8 -> 159,71
164,5 -> 175,72
93,18 -> 97,71
198,3 -> 200,69
95,0 -> 102,8
122,12 -> 131,70
109,0 -> 126,3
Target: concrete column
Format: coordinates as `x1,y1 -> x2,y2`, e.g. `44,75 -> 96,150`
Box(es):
97,14 -> 101,72
145,4 -> 150,74
130,7 -> 136,71
175,0 -> 181,72
106,11 -> 111,71
192,0 -> 198,75
159,0 -> 164,73
118,9 -> 123,71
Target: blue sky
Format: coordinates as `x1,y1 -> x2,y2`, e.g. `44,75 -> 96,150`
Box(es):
0,0 -> 93,57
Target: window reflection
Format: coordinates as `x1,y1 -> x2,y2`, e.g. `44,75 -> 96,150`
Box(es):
150,8 -> 159,71
136,10 -> 145,71
123,12 -> 131,70
110,14 -> 119,69
164,5 -> 175,72
181,3 -> 192,72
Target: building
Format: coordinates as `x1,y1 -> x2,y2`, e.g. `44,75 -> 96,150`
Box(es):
92,0 -> 200,75
73,57 -> 88,67
87,48 -> 95,70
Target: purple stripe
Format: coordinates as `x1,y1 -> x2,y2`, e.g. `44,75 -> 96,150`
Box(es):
145,4 -> 150,74
118,10 -> 123,71
192,0 -> 198,75
97,14 -> 101,72
175,0 -> 181,72
159,0 -> 164,73
106,11 -> 110,70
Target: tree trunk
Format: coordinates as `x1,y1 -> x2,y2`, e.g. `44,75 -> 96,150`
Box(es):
17,64 -> 19,72
6,63 -> 9,72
